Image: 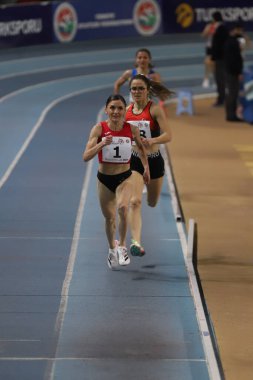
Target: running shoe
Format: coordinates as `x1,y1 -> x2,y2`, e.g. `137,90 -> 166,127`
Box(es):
107,241 -> 119,269
117,246 -> 130,266
130,240 -> 145,257
202,78 -> 210,88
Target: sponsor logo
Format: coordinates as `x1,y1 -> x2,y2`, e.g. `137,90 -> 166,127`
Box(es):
54,2 -> 78,43
195,7 -> 253,22
133,0 -> 161,36
0,19 -> 42,37
176,3 -> 194,28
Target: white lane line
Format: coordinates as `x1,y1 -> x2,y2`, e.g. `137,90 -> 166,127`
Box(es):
0,84 -> 110,191
164,148 -> 222,380
0,357 -> 207,362
46,159 -> 93,380
0,45 -> 204,79
45,102 -> 105,379
0,72 -> 113,103
0,59 -> 137,81
0,339 -> 40,342
0,236 -> 180,241
0,236 -> 97,240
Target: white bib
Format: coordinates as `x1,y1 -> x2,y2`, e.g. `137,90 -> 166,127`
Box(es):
102,136 -> 132,163
129,120 -> 151,145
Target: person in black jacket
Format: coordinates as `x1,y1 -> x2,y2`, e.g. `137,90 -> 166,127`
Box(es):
211,11 -> 229,106
224,23 -> 244,122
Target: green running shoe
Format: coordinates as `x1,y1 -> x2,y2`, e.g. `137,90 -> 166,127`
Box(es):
130,240 -> 145,257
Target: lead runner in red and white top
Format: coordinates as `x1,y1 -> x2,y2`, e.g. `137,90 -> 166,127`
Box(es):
83,94 -> 150,270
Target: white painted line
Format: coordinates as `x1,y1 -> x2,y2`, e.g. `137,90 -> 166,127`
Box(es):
46,105 -> 104,380
187,219 -> 195,261
0,236 -> 100,240
163,146 -> 182,221
97,104 -> 106,121
0,339 -> 40,342
0,356 -> 207,362
0,72 -> 113,103
0,83 -> 111,191
0,46 -> 204,79
164,149 -> 222,380
45,159 -> 93,380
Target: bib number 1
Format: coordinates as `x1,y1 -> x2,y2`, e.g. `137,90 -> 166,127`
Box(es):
102,136 -> 132,163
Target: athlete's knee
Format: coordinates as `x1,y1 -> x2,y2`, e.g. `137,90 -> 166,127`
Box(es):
105,216 -> 116,227
147,197 -> 158,207
118,204 -> 128,219
129,197 -> 142,210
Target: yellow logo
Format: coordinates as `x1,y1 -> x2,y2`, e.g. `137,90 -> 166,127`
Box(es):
176,3 -> 194,28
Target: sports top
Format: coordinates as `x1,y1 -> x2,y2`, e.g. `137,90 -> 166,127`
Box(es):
131,68 -> 155,78
125,101 -> 160,141
98,121 -> 133,164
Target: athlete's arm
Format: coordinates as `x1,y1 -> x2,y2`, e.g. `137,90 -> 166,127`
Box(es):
83,124 -> 112,161
142,104 -> 172,148
151,72 -> 161,83
131,125 -> 150,184
114,70 -> 132,94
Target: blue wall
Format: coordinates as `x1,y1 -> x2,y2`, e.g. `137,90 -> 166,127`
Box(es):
0,0 -> 253,48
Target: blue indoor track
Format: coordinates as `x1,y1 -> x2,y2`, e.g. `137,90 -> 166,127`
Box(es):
1,35 -> 252,380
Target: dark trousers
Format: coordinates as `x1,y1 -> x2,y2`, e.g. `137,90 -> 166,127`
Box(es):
225,73 -> 240,120
214,60 -> 226,104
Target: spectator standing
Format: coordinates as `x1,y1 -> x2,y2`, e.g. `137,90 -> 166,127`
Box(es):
224,23 -> 244,122
201,20 -> 216,88
211,11 -> 229,106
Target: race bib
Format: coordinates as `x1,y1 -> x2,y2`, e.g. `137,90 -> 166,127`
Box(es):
129,120 -> 151,144
102,136 -> 132,163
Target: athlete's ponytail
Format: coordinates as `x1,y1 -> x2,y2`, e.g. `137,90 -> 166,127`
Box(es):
129,74 -> 174,100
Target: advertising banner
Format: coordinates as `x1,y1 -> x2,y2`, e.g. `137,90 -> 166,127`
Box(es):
52,0 -> 163,44
0,3 -> 53,47
162,0 -> 253,33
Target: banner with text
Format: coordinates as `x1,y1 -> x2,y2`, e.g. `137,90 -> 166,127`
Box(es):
0,3 -> 53,47
52,0 -> 163,43
162,0 -> 253,33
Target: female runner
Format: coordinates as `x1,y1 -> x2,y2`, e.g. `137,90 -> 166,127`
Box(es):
125,74 -> 173,256
83,94 -> 150,269
114,48 -> 161,95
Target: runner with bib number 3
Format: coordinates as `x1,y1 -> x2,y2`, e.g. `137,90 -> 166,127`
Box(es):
126,74 -> 173,257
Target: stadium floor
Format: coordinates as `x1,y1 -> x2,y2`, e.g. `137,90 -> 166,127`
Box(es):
0,34 -> 253,380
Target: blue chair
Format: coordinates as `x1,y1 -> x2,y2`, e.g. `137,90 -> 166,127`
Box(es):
240,70 -> 253,124
176,90 -> 194,115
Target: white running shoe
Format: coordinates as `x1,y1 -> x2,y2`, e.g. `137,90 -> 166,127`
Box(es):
202,78 -> 210,88
107,243 -> 119,269
118,246 -> 130,266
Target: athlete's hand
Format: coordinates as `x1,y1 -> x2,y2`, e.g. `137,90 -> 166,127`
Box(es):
103,134 -> 113,145
141,138 -> 152,148
143,166 -> 150,185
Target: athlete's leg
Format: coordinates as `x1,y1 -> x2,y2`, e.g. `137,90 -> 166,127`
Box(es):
97,180 -> 117,249
128,171 -> 144,244
116,176 -> 133,247
146,176 -> 164,207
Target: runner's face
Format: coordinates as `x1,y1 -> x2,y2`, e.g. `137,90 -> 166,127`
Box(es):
136,52 -> 150,69
130,79 -> 148,102
106,100 -> 126,122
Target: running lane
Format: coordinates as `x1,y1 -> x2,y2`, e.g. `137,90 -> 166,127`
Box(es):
0,39 -> 223,380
